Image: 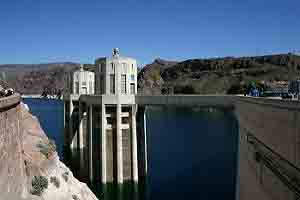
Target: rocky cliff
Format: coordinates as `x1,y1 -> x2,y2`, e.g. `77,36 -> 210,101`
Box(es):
138,53 -> 300,94
0,95 -> 98,200
0,63 -> 80,95
2,53 -> 300,95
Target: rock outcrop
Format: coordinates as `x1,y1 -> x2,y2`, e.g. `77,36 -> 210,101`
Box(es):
138,53 -> 300,94
138,58 -> 178,94
0,63 -> 96,96
0,98 -> 98,200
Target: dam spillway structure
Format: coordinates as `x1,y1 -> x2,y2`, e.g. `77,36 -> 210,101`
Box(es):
63,48 -> 147,184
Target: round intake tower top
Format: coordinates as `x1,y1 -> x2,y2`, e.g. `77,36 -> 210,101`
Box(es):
112,48 -> 120,57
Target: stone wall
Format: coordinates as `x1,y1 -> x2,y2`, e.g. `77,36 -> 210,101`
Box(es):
0,94 -> 27,196
235,97 -> 300,200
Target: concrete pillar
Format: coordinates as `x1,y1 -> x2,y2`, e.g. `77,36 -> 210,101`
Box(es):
101,104 -> 107,183
79,148 -> 85,176
294,111 -> 300,168
116,62 -> 121,95
117,103 -> 123,183
69,96 -> 74,148
105,69 -> 110,95
137,106 -> 147,178
143,107 -> 148,175
78,101 -> 84,149
131,105 -> 138,182
63,102 -> 65,128
88,105 -> 93,182
79,69 -> 82,94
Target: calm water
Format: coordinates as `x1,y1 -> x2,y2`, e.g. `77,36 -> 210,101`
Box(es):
23,98 -> 239,200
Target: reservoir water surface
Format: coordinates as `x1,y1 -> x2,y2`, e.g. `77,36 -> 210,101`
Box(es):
23,98 -> 239,200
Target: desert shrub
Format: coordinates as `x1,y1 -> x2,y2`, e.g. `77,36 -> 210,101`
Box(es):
227,83 -> 246,94
30,176 -> 48,196
72,194 -> 80,200
36,139 -> 56,159
50,176 -> 60,188
149,69 -> 161,81
62,171 -> 69,182
174,85 -> 196,94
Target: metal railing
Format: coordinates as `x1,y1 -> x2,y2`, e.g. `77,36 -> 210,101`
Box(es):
246,133 -> 300,198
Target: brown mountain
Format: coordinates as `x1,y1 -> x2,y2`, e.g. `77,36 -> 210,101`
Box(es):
1,53 -> 300,95
138,53 -> 300,94
0,63 -> 83,95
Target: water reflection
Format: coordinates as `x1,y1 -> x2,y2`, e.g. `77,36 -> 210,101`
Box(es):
63,147 -> 148,200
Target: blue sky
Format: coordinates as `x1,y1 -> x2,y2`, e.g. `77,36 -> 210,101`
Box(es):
0,0 -> 299,65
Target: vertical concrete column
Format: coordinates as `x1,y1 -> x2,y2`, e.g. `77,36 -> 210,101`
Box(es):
116,62 -> 121,95
295,111 -> 300,168
79,68 -> 82,94
131,104 -> 138,182
78,101 -> 84,149
101,104 -> 107,183
137,106 -> 147,178
143,107 -> 148,175
63,102 -> 65,127
105,73 -> 109,95
88,104 -> 93,182
69,96 -> 74,148
117,103 -> 123,183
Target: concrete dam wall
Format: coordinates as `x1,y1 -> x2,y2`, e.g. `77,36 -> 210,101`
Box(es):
65,94 -> 300,199
235,97 -> 300,200
136,95 -> 300,199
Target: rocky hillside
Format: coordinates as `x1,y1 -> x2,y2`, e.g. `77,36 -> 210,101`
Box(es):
0,63 -> 82,95
138,53 -> 300,94
2,53 -> 300,95
0,100 -> 98,200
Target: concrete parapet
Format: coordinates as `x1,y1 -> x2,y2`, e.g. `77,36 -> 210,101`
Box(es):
235,96 -> 300,200
0,94 -> 21,111
136,95 -> 235,108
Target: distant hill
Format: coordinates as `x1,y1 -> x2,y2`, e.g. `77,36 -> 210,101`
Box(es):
0,63 -> 81,95
1,53 -> 300,95
138,53 -> 300,94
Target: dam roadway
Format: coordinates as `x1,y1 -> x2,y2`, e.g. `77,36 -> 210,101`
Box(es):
79,94 -> 235,107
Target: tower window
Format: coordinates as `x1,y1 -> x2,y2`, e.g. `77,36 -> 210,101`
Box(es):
100,64 -> 103,73
89,81 -> 93,94
75,82 -> 79,94
122,63 -> 126,71
99,75 -> 104,94
130,83 -> 135,94
121,74 -> 127,94
110,74 -> 115,94
111,63 -> 114,72
130,75 -> 135,81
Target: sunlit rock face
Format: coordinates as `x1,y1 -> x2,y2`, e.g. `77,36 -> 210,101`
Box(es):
0,103 -> 27,197
0,100 -> 98,200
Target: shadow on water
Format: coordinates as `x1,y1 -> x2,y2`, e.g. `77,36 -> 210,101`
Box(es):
24,98 -> 239,200
63,147 -> 149,200
146,106 -> 239,200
